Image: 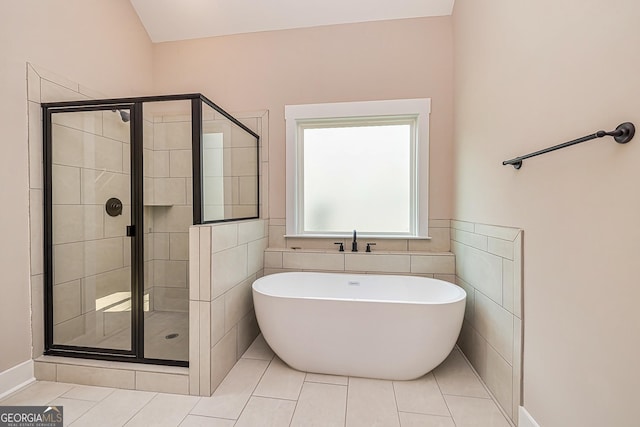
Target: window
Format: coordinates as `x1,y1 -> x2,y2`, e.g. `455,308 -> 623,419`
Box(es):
285,98 -> 430,238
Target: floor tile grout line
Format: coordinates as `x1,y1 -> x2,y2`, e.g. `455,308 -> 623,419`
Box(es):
390,380 -> 402,427
233,355 -> 275,422
344,376 -> 351,427
173,395 -> 202,427
46,394 -> 99,425
432,367 -> 454,419
120,390 -> 159,427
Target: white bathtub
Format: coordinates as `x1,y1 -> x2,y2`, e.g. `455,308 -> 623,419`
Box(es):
252,271 -> 466,381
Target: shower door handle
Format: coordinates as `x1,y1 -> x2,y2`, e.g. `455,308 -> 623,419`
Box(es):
126,225 -> 136,237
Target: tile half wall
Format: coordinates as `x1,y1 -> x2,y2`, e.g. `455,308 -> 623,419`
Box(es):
451,220 -> 523,425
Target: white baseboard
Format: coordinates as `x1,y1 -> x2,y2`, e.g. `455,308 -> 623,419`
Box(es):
519,406 -> 541,427
0,360 -> 35,400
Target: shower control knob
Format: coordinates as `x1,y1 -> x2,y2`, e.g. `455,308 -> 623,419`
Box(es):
106,197 -> 123,217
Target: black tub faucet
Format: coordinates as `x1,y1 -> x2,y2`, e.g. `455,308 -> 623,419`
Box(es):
352,230 -> 358,252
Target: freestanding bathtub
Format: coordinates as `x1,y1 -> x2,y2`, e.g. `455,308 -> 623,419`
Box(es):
252,271 -> 466,380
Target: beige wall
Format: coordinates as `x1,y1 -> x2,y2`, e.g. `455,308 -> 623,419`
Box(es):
1,0 -> 153,374
152,16 -> 454,223
453,1 -> 640,425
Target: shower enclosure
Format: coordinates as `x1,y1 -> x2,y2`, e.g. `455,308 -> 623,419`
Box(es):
42,94 -> 259,366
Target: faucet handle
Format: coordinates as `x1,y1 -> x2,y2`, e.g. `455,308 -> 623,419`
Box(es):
366,243 -> 377,252
334,242 -> 344,252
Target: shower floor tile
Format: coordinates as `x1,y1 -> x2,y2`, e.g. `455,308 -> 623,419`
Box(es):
1,338 -> 513,426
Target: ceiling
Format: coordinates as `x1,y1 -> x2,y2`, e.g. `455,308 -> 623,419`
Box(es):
129,0 -> 455,43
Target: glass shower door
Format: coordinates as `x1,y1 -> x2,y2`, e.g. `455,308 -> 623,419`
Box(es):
49,107 -> 133,352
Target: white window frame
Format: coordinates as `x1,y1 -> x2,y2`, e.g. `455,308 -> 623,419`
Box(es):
285,98 -> 431,238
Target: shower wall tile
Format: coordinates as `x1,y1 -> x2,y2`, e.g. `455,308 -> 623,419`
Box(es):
80,169 -> 130,205
153,260 -> 188,288
52,280 -> 82,324
84,237 -> 124,277
230,147 -> 258,177
170,232 -> 189,261
154,233 -> 170,260
143,120 -> 154,150
53,315 -> 85,345
144,177 -> 155,205
154,177 -> 187,205
154,122 -> 192,150
102,205 -> 127,238
170,150 -> 192,178
52,165 -> 81,205
153,206 -> 192,233
52,125 -> 123,172
186,177 -> 193,206
53,242 -> 84,284
53,205 -> 100,244
52,110 -> 104,134
86,267 -> 131,300
143,149 -> 155,177
102,110 -> 131,143
451,221 -> 522,426
153,150 -> 170,177
154,287 -> 189,312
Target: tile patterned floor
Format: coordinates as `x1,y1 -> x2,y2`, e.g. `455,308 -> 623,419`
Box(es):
0,335 -> 513,426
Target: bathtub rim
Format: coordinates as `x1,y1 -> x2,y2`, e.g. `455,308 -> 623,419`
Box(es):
252,271 -> 466,305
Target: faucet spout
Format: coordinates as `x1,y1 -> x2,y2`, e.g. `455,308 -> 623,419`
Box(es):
352,230 -> 358,252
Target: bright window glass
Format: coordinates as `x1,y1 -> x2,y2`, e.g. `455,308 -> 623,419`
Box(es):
302,121 -> 413,233
285,99 -> 430,238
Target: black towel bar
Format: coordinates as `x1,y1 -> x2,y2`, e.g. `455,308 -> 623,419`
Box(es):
502,122 -> 635,169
